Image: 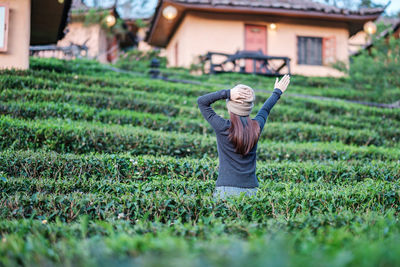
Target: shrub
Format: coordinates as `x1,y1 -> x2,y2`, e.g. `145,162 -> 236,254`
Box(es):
115,49 -> 167,72
343,24 -> 400,92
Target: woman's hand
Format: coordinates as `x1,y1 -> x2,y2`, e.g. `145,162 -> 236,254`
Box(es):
274,74 -> 291,93
230,84 -> 253,104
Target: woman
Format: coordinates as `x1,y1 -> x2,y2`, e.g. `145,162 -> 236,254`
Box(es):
197,75 -> 291,199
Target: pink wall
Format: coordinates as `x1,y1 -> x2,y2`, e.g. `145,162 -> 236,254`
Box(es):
58,22 -> 108,63
0,0 -> 31,70
349,30 -> 369,54
167,13 -> 244,67
166,12 -> 350,77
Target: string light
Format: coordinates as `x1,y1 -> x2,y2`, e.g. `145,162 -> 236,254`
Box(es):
105,14 -> 116,27
364,21 -> 377,35
162,5 -> 178,20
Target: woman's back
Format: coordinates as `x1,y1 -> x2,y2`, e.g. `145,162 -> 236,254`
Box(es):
196,75 -> 290,196
213,119 -> 259,188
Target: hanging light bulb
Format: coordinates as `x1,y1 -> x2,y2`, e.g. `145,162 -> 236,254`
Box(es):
363,21 -> 377,35
58,0 -> 64,3
269,23 -> 277,30
162,5 -> 178,20
105,14 -> 117,27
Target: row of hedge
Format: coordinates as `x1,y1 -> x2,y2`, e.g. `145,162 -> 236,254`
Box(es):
1,209 -> 397,241
1,89 -> 194,117
1,149 -> 398,182
3,86 -> 399,134
0,116 -> 399,159
0,100 -> 210,135
1,75 -> 193,108
1,211 -> 400,267
280,96 -> 400,120
1,178 -> 399,222
3,87 -> 400,133
1,100 -> 398,145
2,69 -> 400,120
1,73 -> 209,97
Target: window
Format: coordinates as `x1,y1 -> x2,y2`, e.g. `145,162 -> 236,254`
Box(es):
0,5 -> 9,52
297,36 -> 322,66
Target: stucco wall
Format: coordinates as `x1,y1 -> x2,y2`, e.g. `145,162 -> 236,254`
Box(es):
167,14 -> 244,68
166,12 -> 349,77
268,20 -> 349,77
58,22 -> 108,63
349,30 -> 369,54
0,0 -> 31,70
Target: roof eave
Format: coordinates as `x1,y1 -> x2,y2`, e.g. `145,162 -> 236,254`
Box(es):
176,2 -> 383,20
146,0 -> 383,47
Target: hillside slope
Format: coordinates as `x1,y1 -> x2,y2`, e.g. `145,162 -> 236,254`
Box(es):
0,58 -> 399,266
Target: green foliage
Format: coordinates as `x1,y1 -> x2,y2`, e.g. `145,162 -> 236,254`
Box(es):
83,8 -> 127,37
320,0 -> 383,9
348,24 -> 400,91
0,149 -> 399,182
0,57 -> 399,266
115,49 -> 167,72
1,213 -> 400,267
358,0 -> 384,8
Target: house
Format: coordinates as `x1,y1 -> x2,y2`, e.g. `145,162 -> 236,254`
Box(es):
53,0 -> 150,63
0,0 -> 71,69
56,0 -> 116,63
146,0 -> 384,77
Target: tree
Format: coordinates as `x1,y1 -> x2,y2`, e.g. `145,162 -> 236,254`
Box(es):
358,0 -> 384,8
83,0 -> 152,18
320,0 -> 383,9
338,25 -> 400,91
321,0 -> 357,9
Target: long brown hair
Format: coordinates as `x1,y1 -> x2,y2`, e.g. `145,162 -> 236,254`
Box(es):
228,112 -> 260,156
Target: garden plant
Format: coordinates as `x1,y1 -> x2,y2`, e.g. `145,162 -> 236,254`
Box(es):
0,57 -> 399,266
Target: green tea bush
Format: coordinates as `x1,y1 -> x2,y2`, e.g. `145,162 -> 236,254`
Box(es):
0,56 -> 399,266
1,213 -> 400,267
344,25 -> 400,92
115,49 -> 167,72
2,100 -> 399,145
0,149 -> 399,182
2,179 -> 399,222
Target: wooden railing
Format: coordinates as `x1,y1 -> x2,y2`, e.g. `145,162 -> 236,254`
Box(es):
29,43 -> 89,60
201,50 -> 291,76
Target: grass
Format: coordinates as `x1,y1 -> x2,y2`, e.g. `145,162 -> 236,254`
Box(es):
0,57 -> 399,266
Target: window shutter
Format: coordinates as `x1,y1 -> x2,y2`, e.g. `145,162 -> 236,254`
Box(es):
0,4 -> 9,52
297,37 -> 305,64
322,36 -> 336,66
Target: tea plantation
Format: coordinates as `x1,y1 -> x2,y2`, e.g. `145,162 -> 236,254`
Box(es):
0,58 -> 400,266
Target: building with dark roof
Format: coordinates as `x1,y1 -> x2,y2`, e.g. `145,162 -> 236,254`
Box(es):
146,0 -> 384,76
0,0 -> 71,69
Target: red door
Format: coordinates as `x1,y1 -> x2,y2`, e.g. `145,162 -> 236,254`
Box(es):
245,24 -> 267,73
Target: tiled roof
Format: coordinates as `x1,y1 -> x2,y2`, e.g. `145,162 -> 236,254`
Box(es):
147,0 -> 385,46
173,0 -> 384,15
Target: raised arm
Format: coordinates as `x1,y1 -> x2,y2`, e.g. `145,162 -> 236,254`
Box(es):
254,75 -> 290,132
254,89 -> 282,131
197,89 -> 230,132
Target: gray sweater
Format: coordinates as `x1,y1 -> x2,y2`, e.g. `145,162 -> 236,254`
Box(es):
197,88 -> 283,188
